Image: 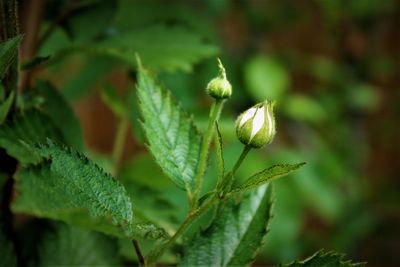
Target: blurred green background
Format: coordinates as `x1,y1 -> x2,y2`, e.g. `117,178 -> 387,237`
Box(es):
16,0 -> 400,266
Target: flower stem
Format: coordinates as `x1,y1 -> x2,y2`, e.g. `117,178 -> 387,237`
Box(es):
217,145 -> 251,196
192,99 -> 224,207
111,117 -> 129,176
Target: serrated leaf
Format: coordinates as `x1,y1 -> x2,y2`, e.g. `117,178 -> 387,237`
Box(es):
13,140 -> 133,236
137,66 -> 201,192
180,184 -> 274,267
98,24 -> 218,72
36,81 -> 85,150
38,222 -> 121,266
0,35 -> 22,79
0,91 -> 14,124
0,110 -> 64,164
282,250 -> 366,267
0,226 -> 17,267
231,163 -> 306,194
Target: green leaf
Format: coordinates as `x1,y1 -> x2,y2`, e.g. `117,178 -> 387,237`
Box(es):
13,140 -> 134,236
0,226 -> 17,267
101,84 -> 127,118
0,110 -> 64,164
38,222 -> 121,266
137,66 -> 201,192
231,163 -> 306,194
282,250 -> 366,267
180,184 -> 274,267
52,24 -> 218,72
284,94 -> 327,123
244,56 -> 289,102
36,81 -> 85,150
0,91 -> 14,124
0,35 -> 22,79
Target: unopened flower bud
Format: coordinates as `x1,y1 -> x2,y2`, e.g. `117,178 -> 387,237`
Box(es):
236,100 -> 276,148
206,59 -> 232,99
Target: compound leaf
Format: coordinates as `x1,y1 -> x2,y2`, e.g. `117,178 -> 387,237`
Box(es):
231,163 -> 306,194
137,66 -> 201,192
180,184 -> 274,266
38,222 -> 121,266
282,250 -> 366,267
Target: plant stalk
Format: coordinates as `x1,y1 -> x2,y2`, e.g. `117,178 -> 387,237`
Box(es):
192,99 -> 224,207
132,239 -> 145,266
216,145 -> 251,194
111,118 -> 129,176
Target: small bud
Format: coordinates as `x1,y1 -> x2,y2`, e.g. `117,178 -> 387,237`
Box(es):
206,59 -> 232,99
235,100 -> 276,148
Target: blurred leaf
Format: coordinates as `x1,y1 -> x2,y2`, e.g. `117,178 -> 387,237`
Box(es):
137,66 -> 201,192
101,84 -> 127,117
97,24 -> 218,72
347,83 -> 380,111
113,0 -> 216,39
231,163 -> 305,194
62,55 -> 115,101
284,94 -> 327,123
21,56 -> 51,70
0,35 -> 22,79
0,226 -> 17,267
38,222 -> 121,266
282,250 -> 365,267
13,140 -> 134,236
180,184 -> 274,267
0,91 -> 14,124
63,0 -> 116,42
0,110 -> 64,164
0,83 -> 4,101
244,56 -> 289,101
36,81 -> 85,150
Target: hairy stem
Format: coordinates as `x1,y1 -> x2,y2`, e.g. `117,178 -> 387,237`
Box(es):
111,118 -> 129,176
192,99 -> 224,206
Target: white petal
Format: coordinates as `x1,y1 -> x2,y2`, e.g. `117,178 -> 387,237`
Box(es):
250,106 -> 265,141
239,107 -> 257,127
266,106 -> 273,136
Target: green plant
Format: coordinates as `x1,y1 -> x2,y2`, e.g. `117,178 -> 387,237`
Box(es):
0,1 -> 367,266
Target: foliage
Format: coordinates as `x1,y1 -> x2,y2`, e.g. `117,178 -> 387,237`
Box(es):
0,0 -> 375,266
282,250 -> 366,267
137,65 -> 201,193
38,222 -> 121,266
180,184 -> 274,267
